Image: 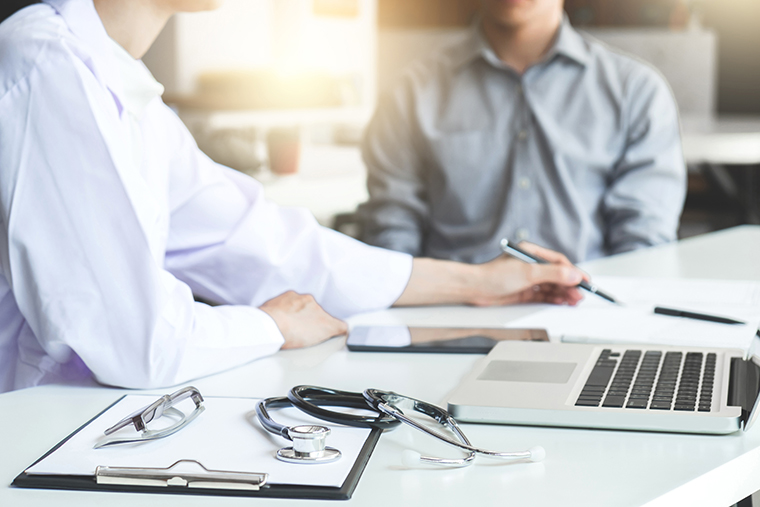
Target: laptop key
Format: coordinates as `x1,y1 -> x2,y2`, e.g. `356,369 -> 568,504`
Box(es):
575,399 -> 601,407
626,399 -> 648,409
602,395 -> 626,407
650,401 -> 672,410
586,366 -> 615,387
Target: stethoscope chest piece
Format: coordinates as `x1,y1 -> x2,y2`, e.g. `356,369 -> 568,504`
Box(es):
275,425 -> 342,464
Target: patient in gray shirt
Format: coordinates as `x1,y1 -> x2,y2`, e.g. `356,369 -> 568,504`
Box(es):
357,1 -> 686,264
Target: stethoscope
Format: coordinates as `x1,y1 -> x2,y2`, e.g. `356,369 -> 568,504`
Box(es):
255,386 -> 545,467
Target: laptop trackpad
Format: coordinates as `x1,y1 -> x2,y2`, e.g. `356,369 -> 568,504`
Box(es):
478,360 -> 576,384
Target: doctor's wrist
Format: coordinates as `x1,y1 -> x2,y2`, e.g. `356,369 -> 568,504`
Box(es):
394,258 -> 481,306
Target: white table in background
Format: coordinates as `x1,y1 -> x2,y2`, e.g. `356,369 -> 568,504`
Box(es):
2,226 -> 760,507
682,115 -> 760,225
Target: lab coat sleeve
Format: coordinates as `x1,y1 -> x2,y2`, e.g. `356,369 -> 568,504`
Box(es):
0,42 -> 285,389
158,105 -> 413,319
602,65 -> 687,255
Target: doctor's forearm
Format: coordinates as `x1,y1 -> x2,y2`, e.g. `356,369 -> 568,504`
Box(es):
393,258 -> 482,306
393,251 -> 585,308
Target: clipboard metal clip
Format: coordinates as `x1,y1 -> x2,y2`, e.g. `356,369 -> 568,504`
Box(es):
95,459 -> 269,491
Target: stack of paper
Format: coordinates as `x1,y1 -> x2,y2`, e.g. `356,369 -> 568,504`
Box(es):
505,277 -> 760,350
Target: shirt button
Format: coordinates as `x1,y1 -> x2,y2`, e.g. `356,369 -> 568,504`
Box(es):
518,177 -> 531,190
517,130 -> 528,141
516,228 -> 530,240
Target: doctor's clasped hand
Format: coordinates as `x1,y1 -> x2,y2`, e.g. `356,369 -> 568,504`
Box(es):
260,291 -> 349,350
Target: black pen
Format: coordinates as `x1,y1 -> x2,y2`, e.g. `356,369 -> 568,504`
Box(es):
654,306 -> 745,325
499,238 -> 619,304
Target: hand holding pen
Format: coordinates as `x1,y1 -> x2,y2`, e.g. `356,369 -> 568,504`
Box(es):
500,239 -> 619,304
500,238 -> 746,325
480,240 -> 589,307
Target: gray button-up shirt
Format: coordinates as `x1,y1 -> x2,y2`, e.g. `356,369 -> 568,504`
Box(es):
357,20 -> 686,263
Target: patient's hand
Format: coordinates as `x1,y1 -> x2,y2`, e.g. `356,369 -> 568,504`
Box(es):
260,291 -> 348,349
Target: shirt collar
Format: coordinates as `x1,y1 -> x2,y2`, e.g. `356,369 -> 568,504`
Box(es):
450,15 -> 590,72
448,20 -> 491,71
548,16 -> 590,67
109,38 -> 164,120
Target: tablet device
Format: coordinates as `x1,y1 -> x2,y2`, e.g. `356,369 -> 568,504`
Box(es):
345,326 -> 549,354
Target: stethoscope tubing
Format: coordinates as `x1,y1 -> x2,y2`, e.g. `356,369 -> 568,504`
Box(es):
287,385 -> 401,431
365,389 -> 538,462
255,397 -> 294,440
257,386 -> 541,467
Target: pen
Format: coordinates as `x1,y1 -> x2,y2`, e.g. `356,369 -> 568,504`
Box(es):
499,238 -> 619,305
653,306 -> 745,325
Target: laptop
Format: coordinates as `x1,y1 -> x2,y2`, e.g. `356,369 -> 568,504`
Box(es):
447,334 -> 760,434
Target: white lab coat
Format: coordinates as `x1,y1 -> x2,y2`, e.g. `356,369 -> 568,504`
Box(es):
0,0 -> 412,392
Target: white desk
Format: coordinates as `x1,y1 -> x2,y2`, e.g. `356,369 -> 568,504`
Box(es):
3,226 -> 760,507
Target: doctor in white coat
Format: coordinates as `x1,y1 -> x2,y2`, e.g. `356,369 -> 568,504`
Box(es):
0,0 -> 587,392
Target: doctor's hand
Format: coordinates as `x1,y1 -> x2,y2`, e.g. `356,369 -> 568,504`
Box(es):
260,291 -> 348,349
472,242 -> 589,306
394,242 -> 588,308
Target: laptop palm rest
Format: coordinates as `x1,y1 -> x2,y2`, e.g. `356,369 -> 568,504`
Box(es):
478,361 -> 577,384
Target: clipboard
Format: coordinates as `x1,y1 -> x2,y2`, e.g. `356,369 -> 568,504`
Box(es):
12,394 -> 381,500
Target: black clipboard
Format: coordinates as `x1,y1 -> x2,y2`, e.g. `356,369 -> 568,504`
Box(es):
12,395 -> 381,500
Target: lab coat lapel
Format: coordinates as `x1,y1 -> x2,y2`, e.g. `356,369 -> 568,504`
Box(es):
42,0 -> 165,263
43,0 -> 125,116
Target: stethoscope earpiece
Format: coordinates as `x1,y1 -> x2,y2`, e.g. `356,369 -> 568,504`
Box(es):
401,449 -> 422,467
527,445 -> 546,462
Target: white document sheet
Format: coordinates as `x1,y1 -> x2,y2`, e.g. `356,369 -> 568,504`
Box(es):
506,277 -> 760,349
25,395 -> 373,488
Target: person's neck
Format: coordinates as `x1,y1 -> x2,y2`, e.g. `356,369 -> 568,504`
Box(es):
481,11 -> 563,74
93,0 -> 172,59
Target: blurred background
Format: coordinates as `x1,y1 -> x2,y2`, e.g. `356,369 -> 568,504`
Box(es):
143,0 -> 760,240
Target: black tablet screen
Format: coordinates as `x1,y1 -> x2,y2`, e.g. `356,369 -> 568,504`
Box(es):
346,326 -> 548,354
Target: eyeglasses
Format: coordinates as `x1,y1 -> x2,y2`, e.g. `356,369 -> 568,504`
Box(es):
94,386 -> 204,449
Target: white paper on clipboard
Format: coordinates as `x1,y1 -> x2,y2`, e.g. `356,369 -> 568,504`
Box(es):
24,395 -> 373,488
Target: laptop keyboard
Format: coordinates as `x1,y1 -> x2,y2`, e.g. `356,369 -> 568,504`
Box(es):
575,349 -> 716,412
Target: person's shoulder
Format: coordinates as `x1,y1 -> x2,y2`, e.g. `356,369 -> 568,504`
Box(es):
386,31 -> 473,94
0,4 -> 79,98
577,31 -> 672,97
